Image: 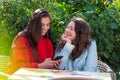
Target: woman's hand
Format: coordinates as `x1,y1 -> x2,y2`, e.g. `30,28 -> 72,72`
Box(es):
38,58 -> 61,69
53,59 -> 62,69
61,33 -> 72,43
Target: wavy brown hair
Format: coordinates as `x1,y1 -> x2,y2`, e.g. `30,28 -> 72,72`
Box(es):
23,9 -> 51,62
56,18 -> 91,60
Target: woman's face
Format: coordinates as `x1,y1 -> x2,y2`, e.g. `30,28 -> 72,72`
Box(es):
64,21 -> 76,41
41,17 -> 50,36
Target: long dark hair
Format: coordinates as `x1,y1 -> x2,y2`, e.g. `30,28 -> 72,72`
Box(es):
24,9 -> 51,62
56,18 -> 91,60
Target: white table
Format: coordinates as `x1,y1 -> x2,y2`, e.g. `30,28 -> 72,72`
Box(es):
8,68 -> 112,80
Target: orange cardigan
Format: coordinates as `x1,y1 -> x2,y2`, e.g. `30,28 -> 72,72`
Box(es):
7,34 -> 54,75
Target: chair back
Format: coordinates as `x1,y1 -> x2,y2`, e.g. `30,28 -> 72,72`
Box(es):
97,60 -> 116,80
0,55 -> 9,72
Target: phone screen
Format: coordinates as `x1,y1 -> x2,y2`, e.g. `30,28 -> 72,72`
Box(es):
54,56 -> 63,60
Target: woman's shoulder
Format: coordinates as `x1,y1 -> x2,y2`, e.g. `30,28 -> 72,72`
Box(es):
13,31 -> 28,43
89,39 -> 97,49
17,31 -> 26,38
16,31 -> 26,38
90,39 -> 96,45
12,31 -> 30,48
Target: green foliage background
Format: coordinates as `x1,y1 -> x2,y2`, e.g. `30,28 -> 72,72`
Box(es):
0,0 -> 120,79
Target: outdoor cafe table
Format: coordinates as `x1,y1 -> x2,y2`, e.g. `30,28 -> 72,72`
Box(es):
8,68 -> 112,80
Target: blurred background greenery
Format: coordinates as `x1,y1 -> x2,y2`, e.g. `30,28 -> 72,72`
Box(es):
0,0 -> 120,79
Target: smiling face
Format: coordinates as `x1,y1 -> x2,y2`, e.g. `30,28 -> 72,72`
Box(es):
41,17 -> 51,36
64,21 -> 76,41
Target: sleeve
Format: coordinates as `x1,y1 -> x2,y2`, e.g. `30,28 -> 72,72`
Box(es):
54,42 -> 75,70
7,36 -> 38,75
83,40 -> 99,72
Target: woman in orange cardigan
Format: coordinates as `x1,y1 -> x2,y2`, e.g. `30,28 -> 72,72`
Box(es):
7,9 -> 60,74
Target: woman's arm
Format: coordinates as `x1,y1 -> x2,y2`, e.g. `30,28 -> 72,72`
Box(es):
54,42 -> 75,70
7,37 -> 38,74
83,40 -> 98,72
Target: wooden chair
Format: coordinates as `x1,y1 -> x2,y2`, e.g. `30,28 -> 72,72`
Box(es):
0,55 -> 9,72
0,55 -> 10,79
97,60 -> 116,80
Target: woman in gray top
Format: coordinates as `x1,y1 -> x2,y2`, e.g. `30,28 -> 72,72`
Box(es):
54,18 -> 99,72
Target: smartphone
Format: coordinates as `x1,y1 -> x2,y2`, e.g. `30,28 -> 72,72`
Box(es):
54,56 -> 63,60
